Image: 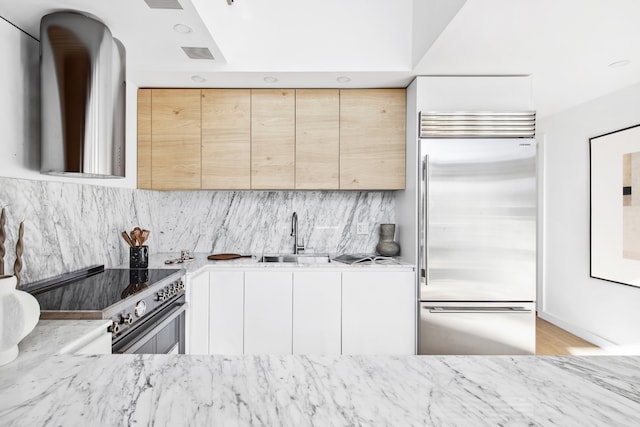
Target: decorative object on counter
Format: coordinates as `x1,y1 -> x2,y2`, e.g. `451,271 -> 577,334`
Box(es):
13,221 -> 25,287
164,250 -> 195,265
207,253 -> 253,261
0,207 -> 6,276
0,275 -> 40,366
376,223 -> 400,256
129,246 -> 149,269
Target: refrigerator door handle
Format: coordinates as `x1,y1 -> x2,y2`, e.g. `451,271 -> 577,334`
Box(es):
424,306 -> 533,314
420,156 -> 429,284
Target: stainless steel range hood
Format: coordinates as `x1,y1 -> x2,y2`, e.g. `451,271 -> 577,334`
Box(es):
40,12 -> 126,178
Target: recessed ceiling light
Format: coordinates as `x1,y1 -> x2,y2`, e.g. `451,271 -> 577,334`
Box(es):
608,59 -> 631,68
336,76 -> 351,83
173,24 -> 192,34
264,76 -> 278,83
191,75 -> 206,83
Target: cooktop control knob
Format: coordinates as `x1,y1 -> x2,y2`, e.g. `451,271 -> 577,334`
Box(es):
108,321 -> 120,334
121,313 -> 133,325
135,300 -> 147,317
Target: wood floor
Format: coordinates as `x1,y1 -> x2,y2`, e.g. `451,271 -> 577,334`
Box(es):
536,317 -> 600,355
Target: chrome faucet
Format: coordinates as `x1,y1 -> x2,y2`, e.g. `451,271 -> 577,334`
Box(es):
290,212 -> 305,254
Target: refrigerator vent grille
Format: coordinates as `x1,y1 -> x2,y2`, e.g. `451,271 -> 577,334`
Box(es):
419,111 -> 536,138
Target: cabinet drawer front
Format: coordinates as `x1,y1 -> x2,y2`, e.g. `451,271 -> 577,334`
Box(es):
209,271 -> 244,355
293,271 -> 341,354
244,271 -> 293,354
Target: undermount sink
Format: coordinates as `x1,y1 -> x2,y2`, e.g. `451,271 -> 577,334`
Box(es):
258,254 -> 331,264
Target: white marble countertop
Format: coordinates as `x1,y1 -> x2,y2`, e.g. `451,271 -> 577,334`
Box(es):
4,319 -> 111,382
1,353 -> 639,426
122,252 -> 415,275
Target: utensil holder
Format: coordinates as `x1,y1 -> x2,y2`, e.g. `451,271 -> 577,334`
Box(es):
130,246 -> 149,269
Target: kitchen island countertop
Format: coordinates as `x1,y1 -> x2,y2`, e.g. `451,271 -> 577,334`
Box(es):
1,352 -> 639,426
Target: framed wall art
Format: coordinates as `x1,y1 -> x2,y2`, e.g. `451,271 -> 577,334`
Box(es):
590,123 -> 640,287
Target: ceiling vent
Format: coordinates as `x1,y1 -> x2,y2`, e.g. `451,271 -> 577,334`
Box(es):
181,47 -> 215,60
143,0 -> 183,10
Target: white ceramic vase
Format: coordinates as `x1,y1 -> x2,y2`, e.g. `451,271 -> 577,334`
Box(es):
0,275 -> 40,366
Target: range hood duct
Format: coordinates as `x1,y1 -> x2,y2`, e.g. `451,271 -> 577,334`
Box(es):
40,12 -> 126,178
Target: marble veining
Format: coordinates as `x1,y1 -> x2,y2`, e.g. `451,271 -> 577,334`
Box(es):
0,177 -> 395,283
1,354 -> 640,426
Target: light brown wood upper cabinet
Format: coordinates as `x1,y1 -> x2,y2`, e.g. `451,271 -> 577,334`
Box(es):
137,89 -> 152,189
201,89 -> 251,189
251,89 -> 296,189
149,89 -> 202,190
137,88 -> 406,190
339,89 -> 406,190
295,89 -> 340,189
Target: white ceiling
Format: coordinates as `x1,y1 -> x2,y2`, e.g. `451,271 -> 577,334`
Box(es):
1,0 -> 639,118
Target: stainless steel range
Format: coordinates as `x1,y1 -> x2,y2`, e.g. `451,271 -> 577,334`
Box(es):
25,266 -> 186,354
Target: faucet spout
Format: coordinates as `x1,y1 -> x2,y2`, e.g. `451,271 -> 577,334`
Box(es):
290,212 -> 305,254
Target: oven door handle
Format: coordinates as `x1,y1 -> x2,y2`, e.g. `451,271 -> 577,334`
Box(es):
119,301 -> 188,354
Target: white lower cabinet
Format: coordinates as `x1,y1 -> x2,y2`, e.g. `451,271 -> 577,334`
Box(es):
244,271 -> 293,354
292,271 -> 341,354
342,271 -> 415,355
187,271 -> 211,355
188,268 -> 415,356
209,271 -> 244,354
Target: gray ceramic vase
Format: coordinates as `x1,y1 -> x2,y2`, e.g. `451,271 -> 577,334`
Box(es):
376,224 -> 400,256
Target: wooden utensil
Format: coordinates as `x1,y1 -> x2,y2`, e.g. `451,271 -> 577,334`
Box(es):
207,253 -> 252,261
130,231 -> 138,247
141,229 -> 150,245
133,228 -> 144,246
121,231 -> 134,247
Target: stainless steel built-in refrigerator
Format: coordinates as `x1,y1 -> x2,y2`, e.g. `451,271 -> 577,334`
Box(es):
418,111 -> 537,355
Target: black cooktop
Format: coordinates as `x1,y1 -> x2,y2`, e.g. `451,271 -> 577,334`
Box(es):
30,268 -> 181,311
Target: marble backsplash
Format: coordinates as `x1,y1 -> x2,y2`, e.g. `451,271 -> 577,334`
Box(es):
0,177 -> 395,284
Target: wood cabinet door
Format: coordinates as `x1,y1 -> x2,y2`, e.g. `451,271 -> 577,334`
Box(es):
295,89 -> 340,189
251,89 -> 295,189
187,271 -> 210,355
209,271 -> 244,355
202,89 -> 251,189
292,271 -> 342,354
342,271 -> 415,355
137,89 -> 152,189
339,89 -> 406,189
244,271 -> 293,354
151,89 -> 201,190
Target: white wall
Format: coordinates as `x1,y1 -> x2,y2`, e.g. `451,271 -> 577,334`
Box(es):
395,78 -> 419,264
0,17 -> 138,189
539,81 -> 640,348
411,0 -> 467,67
